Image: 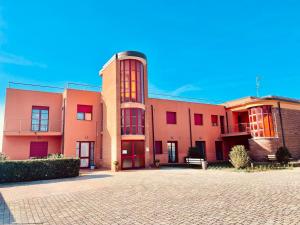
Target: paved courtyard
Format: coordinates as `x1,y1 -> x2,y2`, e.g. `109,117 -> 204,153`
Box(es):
1,167 -> 300,225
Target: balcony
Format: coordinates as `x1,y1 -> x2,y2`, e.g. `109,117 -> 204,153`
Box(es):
3,119 -> 62,136
221,123 -> 251,137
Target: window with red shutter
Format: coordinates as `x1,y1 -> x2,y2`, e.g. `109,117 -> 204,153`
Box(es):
30,142 -> 48,158
155,141 -> 163,154
166,112 -> 176,124
77,105 -> 93,120
194,113 -> 203,125
211,115 -> 218,126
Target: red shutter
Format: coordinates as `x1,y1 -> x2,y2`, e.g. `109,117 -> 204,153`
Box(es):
155,141 -> 162,154
211,115 -> 218,124
30,142 -> 48,158
167,112 -> 176,124
77,105 -> 92,113
32,106 -> 49,110
194,114 -> 203,125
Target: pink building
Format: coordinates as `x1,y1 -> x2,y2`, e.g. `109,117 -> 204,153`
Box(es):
2,51 -> 300,170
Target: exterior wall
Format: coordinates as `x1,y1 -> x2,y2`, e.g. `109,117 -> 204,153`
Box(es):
274,107 -> 300,159
3,136 -> 61,160
101,58 -> 119,169
63,89 -> 102,166
147,98 -> 226,163
2,88 -> 63,159
3,89 -> 63,134
248,138 -> 280,161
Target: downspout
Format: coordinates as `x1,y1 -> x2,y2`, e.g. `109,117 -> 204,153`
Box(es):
225,108 -> 229,133
151,105 -> 156,164
62,98 -> 66,154
188,108 -> 192,148
277,102 -> 286,147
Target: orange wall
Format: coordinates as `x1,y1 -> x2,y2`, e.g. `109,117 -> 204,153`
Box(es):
3,88 -> 63,133
63,89 -> 102,165
2,88 -> 63,159
147,98 -> 226,162
3,136 -> 61,160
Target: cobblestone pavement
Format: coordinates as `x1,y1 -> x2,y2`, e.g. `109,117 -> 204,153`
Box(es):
1,168 -> 300,225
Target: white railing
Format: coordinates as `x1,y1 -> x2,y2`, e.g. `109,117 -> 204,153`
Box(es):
4,119 -> 62,133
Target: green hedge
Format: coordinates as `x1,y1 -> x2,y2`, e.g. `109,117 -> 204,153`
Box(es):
0,158 -> 80,183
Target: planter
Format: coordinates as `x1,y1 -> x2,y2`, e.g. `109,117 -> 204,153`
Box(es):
201,160 -> 208,170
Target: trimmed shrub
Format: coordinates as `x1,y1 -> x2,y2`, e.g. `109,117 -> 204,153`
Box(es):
0,158 -> 80,183
47,153 -> 64,159
187,147 -> 202,158
229,145 -> 250,169
276,146 -> 291,165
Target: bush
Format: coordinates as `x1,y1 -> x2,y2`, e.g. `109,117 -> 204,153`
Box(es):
0,153 -> 8,161
187,147 -> 202,158
229,145 -> 250,169
47,153 -> 64,159
276,146 -> 291,164
0,158 -> 80,183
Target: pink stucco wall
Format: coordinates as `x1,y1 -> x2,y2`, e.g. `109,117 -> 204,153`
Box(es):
147,98 -> 226,163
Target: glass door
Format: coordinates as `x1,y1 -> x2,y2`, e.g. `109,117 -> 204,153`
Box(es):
168,141 -> 178,163
76,142 -> 94,168
121,140 -> 145,169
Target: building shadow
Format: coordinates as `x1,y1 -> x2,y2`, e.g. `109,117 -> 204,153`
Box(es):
0,193 -> 15,224
0,173 -> 112,188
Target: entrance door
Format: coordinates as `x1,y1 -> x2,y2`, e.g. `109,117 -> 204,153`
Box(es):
121,140 -> 145,169
168,141 -> 178,163
215,141 -> 224,160
76,142 -> 94,168
195,141 -> 206,159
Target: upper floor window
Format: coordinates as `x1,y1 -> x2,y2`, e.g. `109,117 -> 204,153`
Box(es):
31,106 -> 49,132
121,108 -> 145,135
249,106 -> 274,137
166,111 -> 177,124
194,113 -> 203,126
120,59 -> 144,103
211,115 -> 218,126
77,105 -> 92,121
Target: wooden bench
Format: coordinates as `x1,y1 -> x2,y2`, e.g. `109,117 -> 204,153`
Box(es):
267,154 -> 276,162
185,158 -> 203,165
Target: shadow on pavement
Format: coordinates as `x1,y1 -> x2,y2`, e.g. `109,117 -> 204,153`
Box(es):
0,193 -> 15,224
0,173 -> 112,188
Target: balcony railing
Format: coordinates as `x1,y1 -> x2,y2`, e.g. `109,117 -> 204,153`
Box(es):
4,119 -> 62,135
222,123 -> 251,136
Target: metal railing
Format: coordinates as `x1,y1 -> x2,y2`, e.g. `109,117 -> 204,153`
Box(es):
4,119 -> 62,133
226,123 -> 251,134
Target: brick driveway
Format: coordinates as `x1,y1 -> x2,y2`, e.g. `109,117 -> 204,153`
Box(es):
1,168 -> 300,225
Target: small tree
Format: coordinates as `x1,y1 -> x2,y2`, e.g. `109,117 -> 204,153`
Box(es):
276,146 -> 291,165
0,153 -> 8,161
229,145 -> 250,169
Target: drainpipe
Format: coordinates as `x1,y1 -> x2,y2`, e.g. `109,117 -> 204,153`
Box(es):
61,98 -> 66,154
188,108 -> 192,148
277,102 -> 286,147
225,108 -> 229,133
151,105 -> 156,164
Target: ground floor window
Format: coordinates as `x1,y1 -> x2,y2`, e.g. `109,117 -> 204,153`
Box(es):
76,141 -> 94,168
30,142 -> 48,158
155,141 -> 163,154
167,141 -> 178,163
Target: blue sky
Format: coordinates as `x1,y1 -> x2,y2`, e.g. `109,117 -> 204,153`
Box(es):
0,0 -> 300,132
